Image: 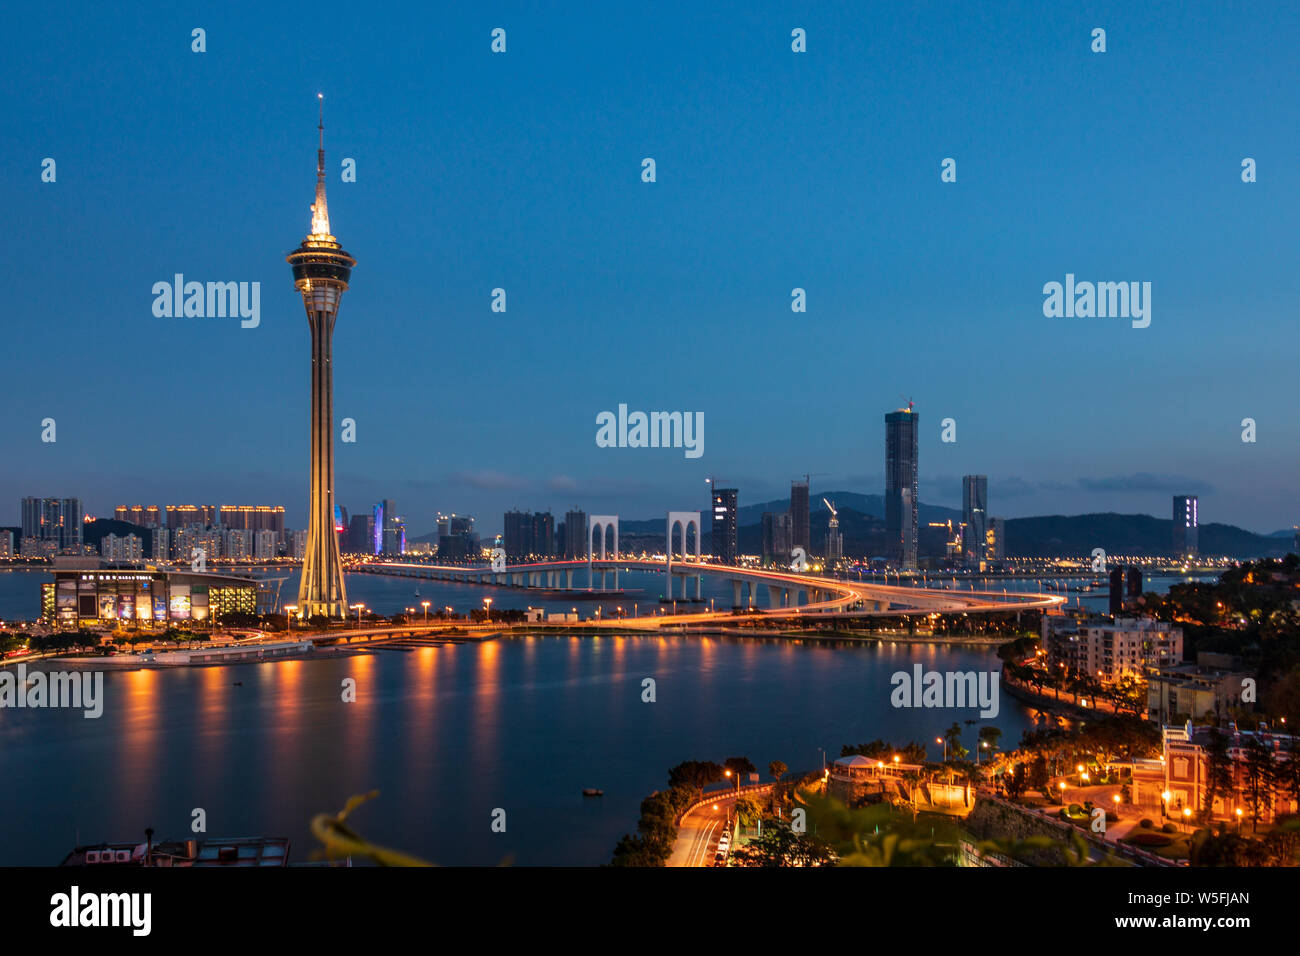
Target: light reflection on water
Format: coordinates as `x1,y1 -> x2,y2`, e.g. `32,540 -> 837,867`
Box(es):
0,632 -> 1040,866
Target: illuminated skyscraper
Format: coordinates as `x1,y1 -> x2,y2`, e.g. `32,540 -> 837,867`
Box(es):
288,96 -> 354,618
885,403 -> 919,569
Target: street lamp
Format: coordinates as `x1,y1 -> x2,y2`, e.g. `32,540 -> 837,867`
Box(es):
351,603 -> 365,627
936,736 -> 947,762
483,597 -> 493,621
724,768 -> 740,796
284,604 -> 297,631
1161,790 -> 1171,820
421,600 -> 430,622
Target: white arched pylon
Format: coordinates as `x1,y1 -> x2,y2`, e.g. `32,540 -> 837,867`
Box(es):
666,511 -> 702,600
588,515 -> 619,589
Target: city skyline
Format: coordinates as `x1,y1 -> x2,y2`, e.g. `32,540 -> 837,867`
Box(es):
3,1 -> 1298,896
4,4 -> 1298,534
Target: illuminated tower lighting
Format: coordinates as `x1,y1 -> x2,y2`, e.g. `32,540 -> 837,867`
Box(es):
288,94 -> 353,618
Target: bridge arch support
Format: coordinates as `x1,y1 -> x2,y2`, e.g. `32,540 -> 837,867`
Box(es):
666,510 -> 702,599
588,514 -> 619,590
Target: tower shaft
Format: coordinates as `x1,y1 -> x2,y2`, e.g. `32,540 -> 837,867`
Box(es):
299,298 -> 347,617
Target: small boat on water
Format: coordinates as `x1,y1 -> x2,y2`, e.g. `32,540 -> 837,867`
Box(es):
582,788 -> 604,797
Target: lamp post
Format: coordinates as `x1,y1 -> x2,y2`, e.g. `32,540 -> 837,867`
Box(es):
483,597 -> 493,622
349,603 -> 364,627
421,600 -> 430,622
285,604 -> 297,632
724,768 -> 741,796
936,736 -> 947,762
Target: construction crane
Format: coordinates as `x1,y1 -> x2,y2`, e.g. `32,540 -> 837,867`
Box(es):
822,497 -> 843,565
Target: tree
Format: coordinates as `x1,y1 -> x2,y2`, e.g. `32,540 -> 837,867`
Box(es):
1241,736 -> 1276,833
1029,754 -> 1050,798
1003,762 -> 1029,801
768,760 -> 788,785
667,760 -> 724,796
729,817 -> 836,867
1266,666 -> 1300,725
724,756 -> 757,780
805,795 -> 961,866
1204,728 -> 1234,819
978,726 -> 1002,758
733,796 -> 764,827
943,723 -> 968,762
1278,738 -> 1300,812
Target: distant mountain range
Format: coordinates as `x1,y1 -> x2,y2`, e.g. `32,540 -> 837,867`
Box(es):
616,492 -> 1290,560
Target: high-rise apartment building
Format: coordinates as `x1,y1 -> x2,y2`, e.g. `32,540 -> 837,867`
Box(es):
885,405 -> 919,569
961,475 -> 988,567
21,497 -> 83,552
436,513 -> 478,561
789,480 -> 810,552
762,512 -> 793,566
346,513 -> 375,555
223,529 -> 252,561
1173,495 -> 1199,558
504,509 -> 533,559
114,505 -> 161,528
377,499 -> 405,554
254,530 -> 279,561
219,505 -> 286,533
151,527 -> 169,562
165,505 -> 218,530
533,510 -> 556,558
711,488 -> 738,564
100,533 -> 143,563
564,510 -> 588,559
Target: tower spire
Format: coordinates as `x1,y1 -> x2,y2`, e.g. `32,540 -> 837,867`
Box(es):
310,93 -> 331,237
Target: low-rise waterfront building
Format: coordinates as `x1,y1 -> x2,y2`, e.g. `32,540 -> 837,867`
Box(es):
41,567 -> 258,626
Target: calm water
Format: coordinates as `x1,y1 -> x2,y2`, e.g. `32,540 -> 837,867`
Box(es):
0,634 -> 1035,865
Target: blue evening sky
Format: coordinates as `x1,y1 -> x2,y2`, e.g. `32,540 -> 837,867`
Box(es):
2,1 -> 1297,534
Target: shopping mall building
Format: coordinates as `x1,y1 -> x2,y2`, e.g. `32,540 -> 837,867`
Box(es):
41,567 -> 258,626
